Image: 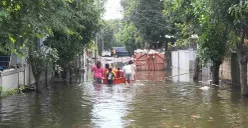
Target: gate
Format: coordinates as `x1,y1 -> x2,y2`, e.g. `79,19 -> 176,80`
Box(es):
135,53 -> 165,71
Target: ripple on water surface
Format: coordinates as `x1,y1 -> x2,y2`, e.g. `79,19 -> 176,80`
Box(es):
0,77 -> 248,127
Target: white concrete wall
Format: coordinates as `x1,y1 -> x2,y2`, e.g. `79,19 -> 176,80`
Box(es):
0,69 -> 21,91
28,65 -> 36,85
171,67 -> 179,82
180,50 -> 190,71
189,50 -> 197,61
2,70 -> 19,90
172,51 -> 179,68
171,50 -> 197,82
19,71 -> 25,85
0,77 -> 2,87
0,66 -> 36,91
171,67 -> 192,82
172,50 -> 197,71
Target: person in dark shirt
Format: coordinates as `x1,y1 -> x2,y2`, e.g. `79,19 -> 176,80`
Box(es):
106,68 -> 116,87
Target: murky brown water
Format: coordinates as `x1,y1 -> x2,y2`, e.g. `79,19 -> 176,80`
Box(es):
0,71 -> 248,128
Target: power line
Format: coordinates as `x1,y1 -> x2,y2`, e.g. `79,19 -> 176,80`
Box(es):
132,10 -> 176,30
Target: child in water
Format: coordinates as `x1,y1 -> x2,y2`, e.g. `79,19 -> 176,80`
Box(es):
116,67 -> 123,78
106,68 -> 116,86
103,63 -> 110,79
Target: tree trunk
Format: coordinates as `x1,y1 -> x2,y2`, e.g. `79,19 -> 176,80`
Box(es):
69,67 -> 72,84
164,51 -> 171,70
240,63 -> 248,96
34,75 -> 41,92
212,61 -> 221,85
61,66 -> 68,80
45,64 -> 48,86
31,61 -> 42,92
238,29 -> 248,96
193,56 -> 200,82
231,52 -> 240,86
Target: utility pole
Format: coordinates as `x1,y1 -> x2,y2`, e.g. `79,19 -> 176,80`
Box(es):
164,35 -> 174,70
102,34 -> 104,52
95,34 -> 98,64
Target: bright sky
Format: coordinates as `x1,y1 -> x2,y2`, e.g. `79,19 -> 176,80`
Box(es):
103,0 -> 123,20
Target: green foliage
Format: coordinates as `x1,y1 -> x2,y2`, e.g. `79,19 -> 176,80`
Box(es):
173,23 -> 195,48
0,85 -> 25,98
42,0 -> 103,72
0,0 -> 104,87
162,0 -> 241,66
44,31 -> 81,70
198,23 -> 228,64
28,44 -> 60,78
0,0 -> 104,55
115,23 -> 144,53
119,0 -> 168,49
229,0 -> 248,34
101,19 -> 123,50
19,85 -> 25,91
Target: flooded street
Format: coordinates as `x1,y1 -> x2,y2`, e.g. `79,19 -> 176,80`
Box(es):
0,71 -> 248,128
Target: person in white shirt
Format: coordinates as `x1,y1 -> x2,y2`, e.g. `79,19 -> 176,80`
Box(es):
131,59 -> 136,82
122,60 -> 135,85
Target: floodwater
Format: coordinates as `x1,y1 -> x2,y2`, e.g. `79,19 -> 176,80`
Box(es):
0,70 -> 248,128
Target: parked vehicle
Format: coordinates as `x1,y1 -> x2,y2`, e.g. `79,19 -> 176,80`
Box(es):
102,51 -> 111,57
111,47 -> 130,57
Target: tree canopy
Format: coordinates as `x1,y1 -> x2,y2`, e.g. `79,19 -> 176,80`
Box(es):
0,0 -> 105,90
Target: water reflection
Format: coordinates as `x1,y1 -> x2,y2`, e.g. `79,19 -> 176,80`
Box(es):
124,81 -> 248,128
136,71 -> 165,81
171,68 -> 193,82
83,82 -> 136,128
0,71 -> 248,128
0,83 -> 93,128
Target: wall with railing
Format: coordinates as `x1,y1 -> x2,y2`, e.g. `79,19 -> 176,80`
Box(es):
0,65 -> 55,91
0,66 -> 35,91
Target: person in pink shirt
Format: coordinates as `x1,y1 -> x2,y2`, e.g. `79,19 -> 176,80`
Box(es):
91,61 -> 104,84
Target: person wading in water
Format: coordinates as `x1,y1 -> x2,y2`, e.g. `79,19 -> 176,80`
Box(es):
91,61 -> 104,84
106,68 -> 116,87
122,60 -> 135,85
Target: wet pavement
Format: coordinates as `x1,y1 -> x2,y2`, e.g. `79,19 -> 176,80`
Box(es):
0,70 -> 248,128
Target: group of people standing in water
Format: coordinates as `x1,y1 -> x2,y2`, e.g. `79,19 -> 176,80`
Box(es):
91,60 -> 136,86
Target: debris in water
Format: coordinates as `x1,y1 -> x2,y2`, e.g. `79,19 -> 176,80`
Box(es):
199,86 -> 210,90
161,108 -> 167,111
161,122 -> 167,128
174,125 -> 181,127
135,83 -> 145,86
191,115 -> 201,119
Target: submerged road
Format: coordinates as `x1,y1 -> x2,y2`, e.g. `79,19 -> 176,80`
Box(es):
0,62 -> 247,127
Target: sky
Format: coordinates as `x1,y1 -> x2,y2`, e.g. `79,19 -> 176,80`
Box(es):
103,0 -> 123,20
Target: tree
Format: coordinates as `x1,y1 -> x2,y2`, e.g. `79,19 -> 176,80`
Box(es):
101,20 -> 122,50
0,0 -> 76,90
229,0 -> 248,96
115,22 -> 145,53
44,0 -> 104,82
0,0 -> 104,91
162,0 -> 237,85
198,23 -> 229,85
121,0 -> 168,49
